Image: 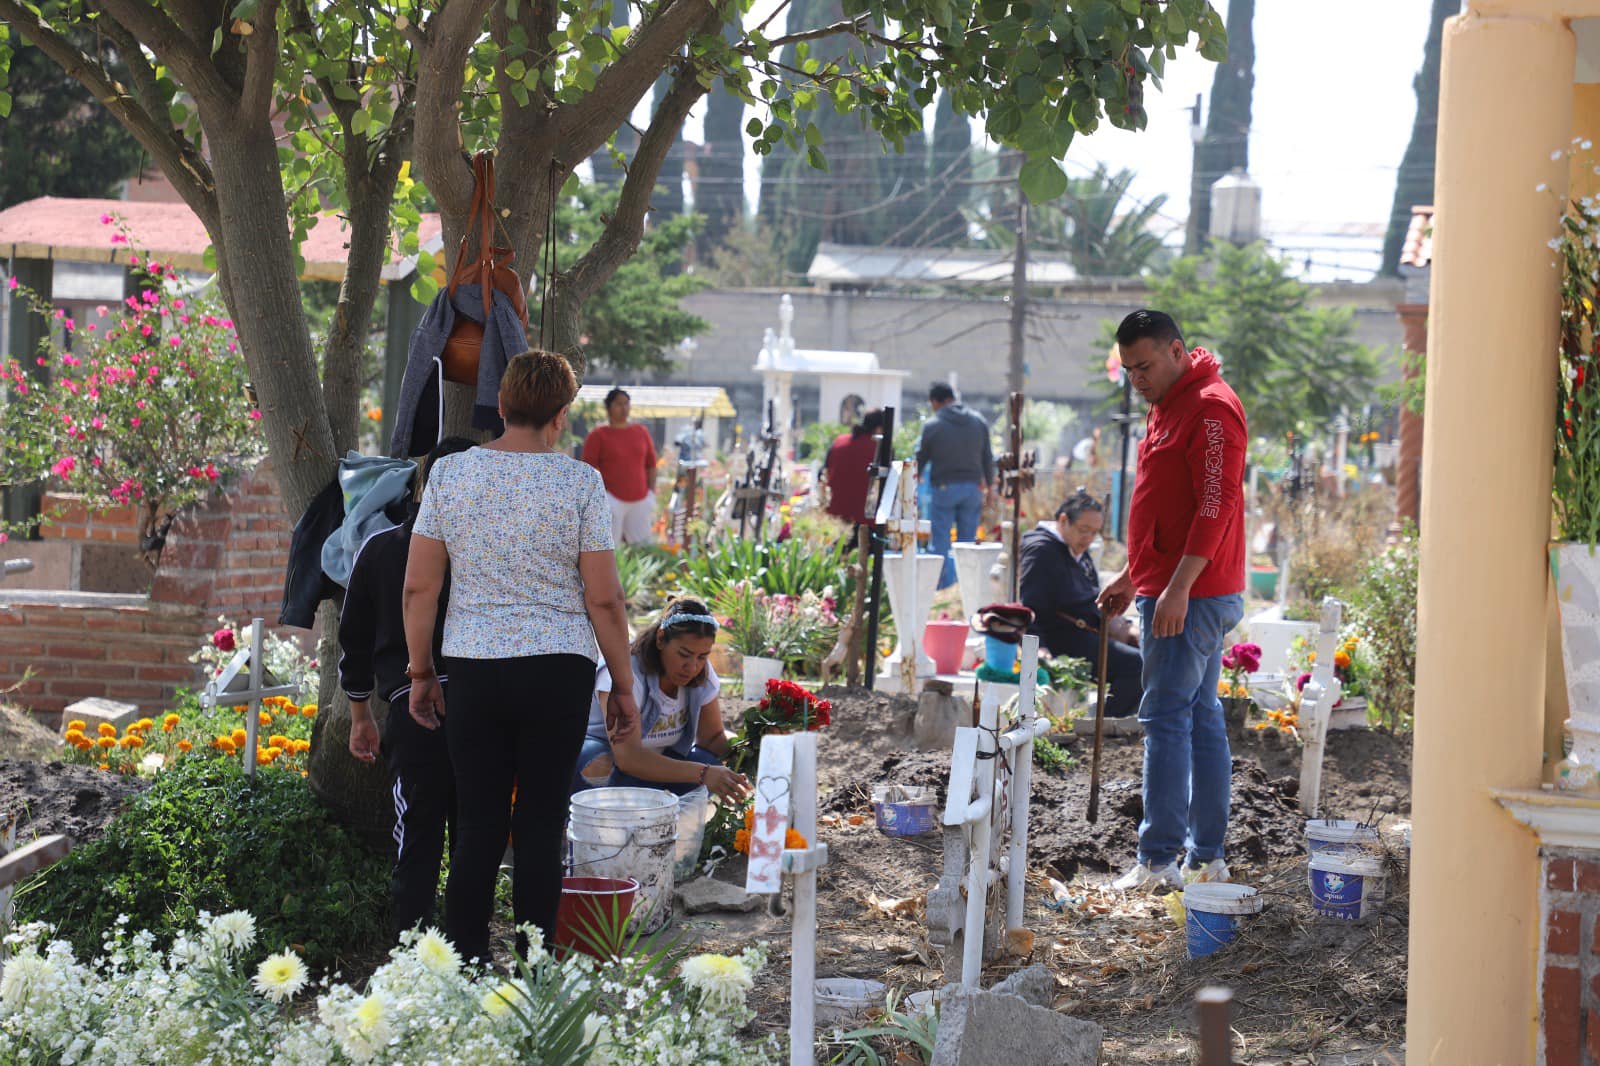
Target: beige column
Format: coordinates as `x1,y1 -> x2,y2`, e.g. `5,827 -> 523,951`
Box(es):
1407,11 -> 1572,1066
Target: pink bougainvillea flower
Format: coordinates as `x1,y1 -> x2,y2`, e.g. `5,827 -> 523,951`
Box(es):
128,255 -> 139,266
99,213 -> 113,225
90,417 -> 104,430
248,409 -> 262,421
96,305 -> 108,317
168,336 -> 181,348
204,463 -> 219,481
51,456 -> 76,477
6,277 -> 17,291
110,233 -> 128,245
129,417 -> 141,428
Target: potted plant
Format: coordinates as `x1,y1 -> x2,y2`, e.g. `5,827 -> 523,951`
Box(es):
713,583 -> 836,692
1552,198 -> 1600,773
1219,641 -> 1261,739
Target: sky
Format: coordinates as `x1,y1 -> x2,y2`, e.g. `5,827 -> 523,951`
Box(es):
688,0 -> 1445,282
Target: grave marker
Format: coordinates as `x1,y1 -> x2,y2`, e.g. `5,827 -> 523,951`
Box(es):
1297,597 -> 1345,816
0,812 -> 71,979
200,617 -> 298,779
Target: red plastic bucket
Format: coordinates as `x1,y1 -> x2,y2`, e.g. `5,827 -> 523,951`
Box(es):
554,876 -> 638,959
923,620 -> 970,675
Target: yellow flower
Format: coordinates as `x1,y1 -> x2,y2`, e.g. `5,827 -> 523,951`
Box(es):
231,728 -> 248,747
1334,650 -> 1351,669
1307,651 -> 1317,663
252,950 -> 309,1003
300,704 -> 318,718
134,718 -> 154,732
97,736 -> 117,749
257,748 -> 273,763
295,739 -> 311,754
268,734 -> 289,749
64,728 -> 87,744
177,739 -> 193,753
66,719 -> 86,732
97,723 -> 117,737
162,713 -> 181,731
126,735 -> 145,749
216,736 -> 237,754
258,711 -> 274,727
266,745 -> 283,759
281,704 -> 298,716
481,982 -> 520,1017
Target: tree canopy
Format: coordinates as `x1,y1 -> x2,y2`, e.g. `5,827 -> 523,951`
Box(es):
1145,242 -> 1381,442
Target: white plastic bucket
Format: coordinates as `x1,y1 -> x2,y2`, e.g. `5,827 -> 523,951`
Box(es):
568,787 -> 678,933
1305,819 -> 1382,859
674,787 -> 711,881
1183,882 -> 1264,958
1308,853 -> 1386,922
815,978 -> 885,1026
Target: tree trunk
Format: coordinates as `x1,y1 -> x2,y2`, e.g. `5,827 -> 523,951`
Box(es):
1380,0 -> 1454,276
1184,0 -> 1254,255
306,600 -> 396,843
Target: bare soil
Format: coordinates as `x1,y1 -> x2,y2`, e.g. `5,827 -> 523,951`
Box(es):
684,686 -> 1411,1065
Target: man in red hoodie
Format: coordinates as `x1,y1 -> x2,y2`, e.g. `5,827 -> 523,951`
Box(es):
1098,310 -> 1247,892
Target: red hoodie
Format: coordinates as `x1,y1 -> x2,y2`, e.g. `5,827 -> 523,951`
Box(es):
1127,348 -> 1247,599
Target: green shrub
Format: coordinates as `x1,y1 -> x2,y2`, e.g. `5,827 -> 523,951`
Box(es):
1351,524 -> 1418,730
17,756 -> 388,971
677,536 -> 845,599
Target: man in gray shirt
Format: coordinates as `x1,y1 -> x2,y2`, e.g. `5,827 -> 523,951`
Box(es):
916,382 -> 995,589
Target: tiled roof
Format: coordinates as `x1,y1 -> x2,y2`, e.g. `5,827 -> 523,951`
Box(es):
1400,205 -> 1434,269
0,196 -> 440,283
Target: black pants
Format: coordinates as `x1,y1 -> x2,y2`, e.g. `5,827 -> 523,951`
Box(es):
380,690 -> 454,939
1042,625 -> 1144,718
442,653 -> 594,964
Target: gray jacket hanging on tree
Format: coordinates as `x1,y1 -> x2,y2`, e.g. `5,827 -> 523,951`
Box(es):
388,282 -> 527,458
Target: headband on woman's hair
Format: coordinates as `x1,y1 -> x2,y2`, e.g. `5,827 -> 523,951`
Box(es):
663,612 -> 719,630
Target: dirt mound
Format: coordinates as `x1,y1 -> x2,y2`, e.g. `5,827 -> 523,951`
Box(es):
0,703 -> 66,762
0,759 -> 147,845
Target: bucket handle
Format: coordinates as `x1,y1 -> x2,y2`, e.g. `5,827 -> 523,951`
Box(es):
565,824 -> 667,872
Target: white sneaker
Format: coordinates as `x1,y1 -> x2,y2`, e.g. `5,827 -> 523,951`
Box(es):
1112,860 -> 1182,892
1183,859 -> 1231,884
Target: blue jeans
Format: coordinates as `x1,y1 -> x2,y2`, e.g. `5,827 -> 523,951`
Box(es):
929,481 -> 983,589
571,737 -> 721,797
1134,592 -> 1244,868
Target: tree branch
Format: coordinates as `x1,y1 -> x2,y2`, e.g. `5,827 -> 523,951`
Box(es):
558,0 -> 715,163
757,17 -> 868,49
415,0 -> 498,220
0,0 -> 218,220
93,0 -> 236,107
238,0 -> 284,123
567,38 -> 710,304
92,9 -> 164,115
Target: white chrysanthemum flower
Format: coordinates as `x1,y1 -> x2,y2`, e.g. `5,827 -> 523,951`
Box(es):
0,953 -> 51,1009
413,930 -> 460,976
207,911 -> 256,954
679,953 -> 753,1007
253,950 -> 309,1003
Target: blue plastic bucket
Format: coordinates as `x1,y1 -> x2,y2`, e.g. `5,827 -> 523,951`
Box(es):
985,635 -> 1018,674
871,784 -> 937,837
1309,853 -> 1386,921
1183,882 -> 1263,958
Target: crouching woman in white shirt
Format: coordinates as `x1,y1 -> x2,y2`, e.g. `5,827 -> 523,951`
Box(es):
575,599 -> 752,803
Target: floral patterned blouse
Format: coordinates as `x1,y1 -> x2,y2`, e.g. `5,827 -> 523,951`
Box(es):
413,448 -> 614,660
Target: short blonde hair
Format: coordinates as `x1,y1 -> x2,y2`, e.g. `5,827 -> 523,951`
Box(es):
500,350 -> 577,428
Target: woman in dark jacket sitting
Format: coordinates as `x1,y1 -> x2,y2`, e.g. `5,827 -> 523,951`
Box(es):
574,598 -> 752,804
1018,490 -> 1143,717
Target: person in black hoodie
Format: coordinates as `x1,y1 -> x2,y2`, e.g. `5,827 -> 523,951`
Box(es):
1019,490 -> 1143,717
340,436 -> 476,938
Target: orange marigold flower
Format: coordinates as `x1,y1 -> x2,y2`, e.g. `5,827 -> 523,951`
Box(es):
233,705 -> 247,714
785,828 -> 808,850
98,722 -> 117,737
64,728 -> 86,743
162,713 -> 181,731
177,739 -> 193,753
280,704 -> 298,716
134,718 -> 154,732
98,736 -> 117,749
268,734 -> 289,749
1334,651 -> 1351,669
98,763 -> 110,771
733,828 -> 751,855
66,719 -> 86,731
743,807 -> 756,831
259,711 -> 273,727
299,703 -> 318,717
216,737 -> 237,754
118,736 -> 136,749
231,728 -> 247,746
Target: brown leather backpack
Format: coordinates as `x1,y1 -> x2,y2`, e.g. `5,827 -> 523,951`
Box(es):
441,151 -> 530,385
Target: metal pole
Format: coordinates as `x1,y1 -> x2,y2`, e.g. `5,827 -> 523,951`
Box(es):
1007,185 -> 1028,397
1006,635 -> 1039,929
863,407 -> 895,691
1195,986 -> 1234,1065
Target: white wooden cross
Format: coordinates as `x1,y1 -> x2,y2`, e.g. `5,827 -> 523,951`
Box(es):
930,635 -> 1052,986
744,731 -> 829,1066
0,812 -> 72,980
1297,597 -> 1345,817
200,617 -> 298,779
873,459 -> 938,694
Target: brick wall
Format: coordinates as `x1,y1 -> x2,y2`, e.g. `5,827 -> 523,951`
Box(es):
39,493 -> 143,546
0,460 -> 302,721
1543,848 -> 1600,1065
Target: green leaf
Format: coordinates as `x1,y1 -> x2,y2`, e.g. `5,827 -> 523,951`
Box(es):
505,59 -> 527,81
1165,7 -> 1188,37
203,245 -> 218,271
806,144 -> 828,172
1018,157 -> 1068,203
803,122 -> 821,147
0,90 -> 10,119
350,110 -> 370,134
210,27 -> 223,55
746,117 -> 763,136
230,0 -> 259,18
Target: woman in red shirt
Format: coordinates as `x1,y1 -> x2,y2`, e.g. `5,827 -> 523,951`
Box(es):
582,388 -> 659,544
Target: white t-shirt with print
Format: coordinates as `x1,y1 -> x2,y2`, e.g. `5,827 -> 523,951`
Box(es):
596,664 -> 721,752
413,448 -> 614,660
